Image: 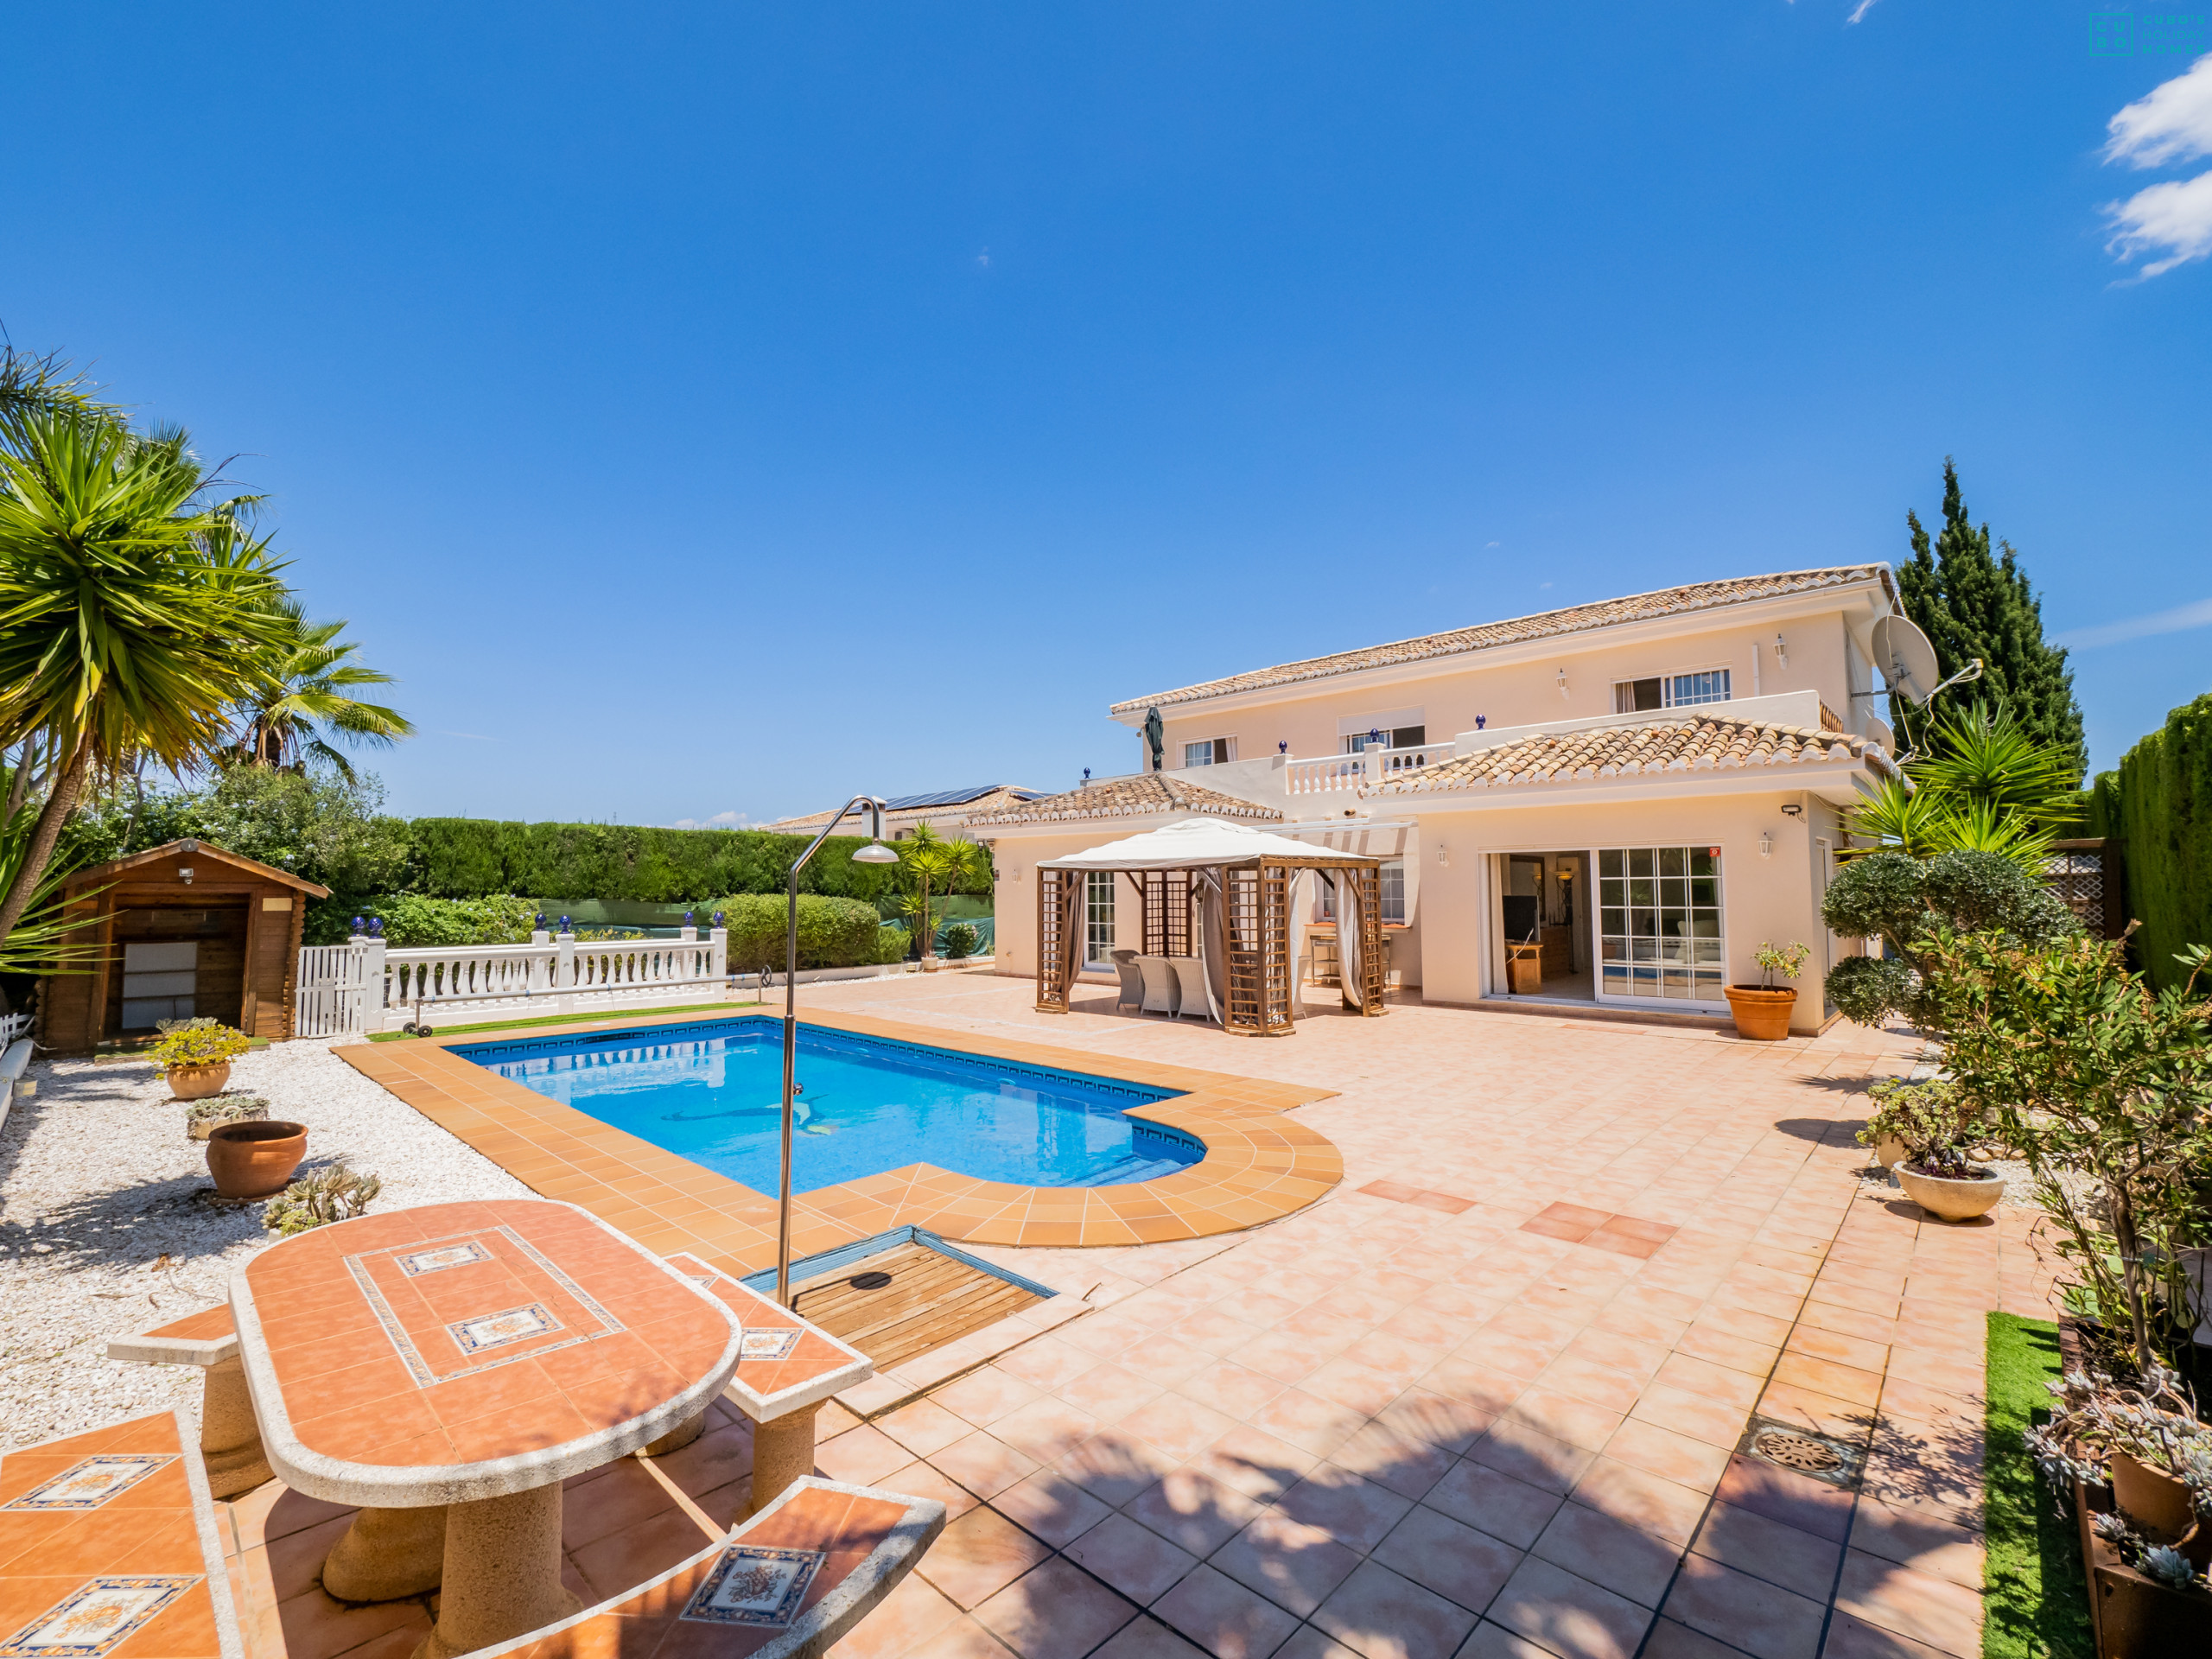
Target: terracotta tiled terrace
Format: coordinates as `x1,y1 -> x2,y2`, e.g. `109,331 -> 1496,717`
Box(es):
229,975 -> 2058,1659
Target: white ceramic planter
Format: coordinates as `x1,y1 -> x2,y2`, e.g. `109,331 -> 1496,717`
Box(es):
1897,1164 -> 2004,1222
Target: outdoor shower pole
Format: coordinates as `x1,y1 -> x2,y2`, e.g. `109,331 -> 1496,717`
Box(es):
779,795 -> 893,1309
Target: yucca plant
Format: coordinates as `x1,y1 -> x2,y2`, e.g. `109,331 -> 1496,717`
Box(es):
0,412 -> 293,945
1845,702 -> 2076,874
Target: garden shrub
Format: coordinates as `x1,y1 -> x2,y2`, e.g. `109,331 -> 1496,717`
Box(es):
409,820 -> 910,906
874,925 -> 912,964
2088,691 -> 2212,991
708,894 -> 884,972
943,922 -> 979,960
340,893 -> 538,949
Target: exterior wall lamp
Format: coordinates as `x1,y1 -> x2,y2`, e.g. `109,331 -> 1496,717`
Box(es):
1780,802 -> 1804,820
1774,632 -> 1789,670
1759,833 -> 1774,859
1556,669 -> 1569,700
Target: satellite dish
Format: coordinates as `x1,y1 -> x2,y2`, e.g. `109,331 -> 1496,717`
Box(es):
1871,614 -> 1942,705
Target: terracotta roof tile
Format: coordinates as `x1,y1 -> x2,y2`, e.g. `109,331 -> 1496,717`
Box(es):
1110,565 -> 1894,714
967,773 -> 1285,827
1369,715 -> 1890,796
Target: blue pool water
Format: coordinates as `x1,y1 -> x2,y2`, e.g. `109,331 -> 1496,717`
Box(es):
451,1017 -> 1200,1194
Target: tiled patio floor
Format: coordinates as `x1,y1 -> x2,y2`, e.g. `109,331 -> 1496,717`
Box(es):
229,976 -> 2060,1659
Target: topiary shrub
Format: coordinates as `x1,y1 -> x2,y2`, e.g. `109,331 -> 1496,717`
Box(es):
1821,847 -> 2080,1028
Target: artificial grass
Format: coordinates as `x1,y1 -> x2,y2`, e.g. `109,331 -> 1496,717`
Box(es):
365,1000 -> 758,1041
1984,1312 -> 2094,1658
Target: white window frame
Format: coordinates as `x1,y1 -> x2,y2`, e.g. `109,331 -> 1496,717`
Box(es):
1612,666 -> 1732,713
1591,843 -> 1728,1011
1183,736 -> 1236,767
1084,870 -> 1116,967
1319,860 -> 1406,925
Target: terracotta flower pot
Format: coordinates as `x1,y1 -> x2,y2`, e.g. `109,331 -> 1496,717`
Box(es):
206,1120 -> 308,1200
187,1102 -> 269,1141
167,1062 -> 232,1101
1897,1163 -> 2004,1223
1724,984 -> 1797,1041
2113,1450 -> 2198,1542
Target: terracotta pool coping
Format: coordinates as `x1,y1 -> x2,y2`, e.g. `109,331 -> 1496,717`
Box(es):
334,1005 -> 1343,1281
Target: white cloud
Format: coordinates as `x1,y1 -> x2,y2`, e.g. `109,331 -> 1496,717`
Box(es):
2054,594 -> 2212,649
2104,168 -> 2212,276
1846,0 -> 1879,23
2106,52 -> 2212,168
673,810 -> 757,830
2100,56 -> 2212,279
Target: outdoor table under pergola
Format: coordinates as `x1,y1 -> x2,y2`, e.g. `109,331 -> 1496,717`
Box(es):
1033,816 -> 1388,1034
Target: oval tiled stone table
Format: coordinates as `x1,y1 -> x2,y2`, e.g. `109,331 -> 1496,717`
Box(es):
230,1200 -> 742,1659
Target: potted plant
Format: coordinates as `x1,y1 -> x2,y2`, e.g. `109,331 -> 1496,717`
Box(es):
185,1094 -> 270,1141
1857,1077 -> 1960,1170
2032,1357 -> 2212,1555
206,1119 -> 309,1199
1726,941 -> 1809,1041
1894,1136 -> 2007,1223
149,1019 -> 253,1100
264,1161 -> 382,1236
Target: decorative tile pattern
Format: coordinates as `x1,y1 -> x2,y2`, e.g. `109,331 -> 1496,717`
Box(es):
0,1578 -> 200,1657
680,1545 -> 826,1627
1,1455 -> 175,1511
397,1242 -> 491,1276
740,1328 -> 804,1362
341,1224 -> 623,1386
448,1303 -> 561,1356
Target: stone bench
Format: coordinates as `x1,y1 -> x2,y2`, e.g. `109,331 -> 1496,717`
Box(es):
105,1302 -> 272,1499
0,1408 -> 246,1659
473,1476 -> 944,1659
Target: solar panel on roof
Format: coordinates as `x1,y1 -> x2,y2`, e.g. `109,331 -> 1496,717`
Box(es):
881,784 -> 1016,810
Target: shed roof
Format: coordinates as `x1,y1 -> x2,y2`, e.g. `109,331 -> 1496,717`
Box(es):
65,839 -> 334,898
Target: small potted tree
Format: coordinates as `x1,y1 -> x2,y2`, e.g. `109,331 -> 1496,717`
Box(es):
1857,1077 -> 1958,1170
1726,941 -> 1808,1041
149,1019 -> 253,1100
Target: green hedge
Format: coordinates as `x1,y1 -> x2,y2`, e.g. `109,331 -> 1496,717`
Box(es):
709,894 -> 887,972
407,820 -> 912,906
303,893 -> 541,948
2088,693 -> 2212,991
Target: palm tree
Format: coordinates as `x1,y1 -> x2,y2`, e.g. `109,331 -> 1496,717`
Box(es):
232,596 -> 413,780
0,410 -> 292,945
1845,701 -> 2079,872
894,822 -> 992,963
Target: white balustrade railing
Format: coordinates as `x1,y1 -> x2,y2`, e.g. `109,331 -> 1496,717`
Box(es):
300,928 -> 729,1034
1284,744 -> 1451,798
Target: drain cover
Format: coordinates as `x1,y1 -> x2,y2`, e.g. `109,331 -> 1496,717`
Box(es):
1737,1415 -> 1866,1490
1752,1429 -> 1843,1473
849,1270 -> 893,1290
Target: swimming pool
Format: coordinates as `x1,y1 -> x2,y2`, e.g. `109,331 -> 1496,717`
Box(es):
451,1017 -> 1202,1194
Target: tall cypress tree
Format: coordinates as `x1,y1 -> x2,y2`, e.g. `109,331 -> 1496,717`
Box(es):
1893,458 -> 2086,782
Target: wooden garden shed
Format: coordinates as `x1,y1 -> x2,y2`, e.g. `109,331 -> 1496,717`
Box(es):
36,839 -> 330,1053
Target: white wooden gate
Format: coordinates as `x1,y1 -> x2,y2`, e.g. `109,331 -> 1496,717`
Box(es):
295,944 -> 370,1038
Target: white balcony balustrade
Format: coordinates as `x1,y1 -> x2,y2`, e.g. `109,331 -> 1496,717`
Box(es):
1283,744 -> 1451,798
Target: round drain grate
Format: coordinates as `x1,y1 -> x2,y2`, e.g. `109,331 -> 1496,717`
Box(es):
849,1270 -> 893,1290
1752,1428 -> 1844,1474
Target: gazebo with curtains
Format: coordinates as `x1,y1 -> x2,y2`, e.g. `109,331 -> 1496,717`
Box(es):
1033,817 -> 1387,1036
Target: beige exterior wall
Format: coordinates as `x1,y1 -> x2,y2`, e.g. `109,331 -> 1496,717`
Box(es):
1145,607 -> 1879,775
987,830 -> 1150,982
1411,785 -> 1856,1033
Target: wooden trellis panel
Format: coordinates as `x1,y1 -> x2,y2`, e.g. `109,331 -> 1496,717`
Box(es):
1222,863 -> 1294,1036
2043,838 -> 2126,941
1140,870 -> 1195,957
1257,861 -> 1293,1033
1036,867 -> 1071,1013
1346,865 -> 1386,1015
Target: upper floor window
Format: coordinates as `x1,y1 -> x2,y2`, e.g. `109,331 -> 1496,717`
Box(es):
1613,669 -> 1731,713
1343,726 -> 1426,753
1184,737 -> 1236,766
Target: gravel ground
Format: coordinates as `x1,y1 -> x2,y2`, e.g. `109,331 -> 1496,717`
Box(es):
0,1036 -> 532,1452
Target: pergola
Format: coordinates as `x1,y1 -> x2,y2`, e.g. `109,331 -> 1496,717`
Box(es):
1034,817 -> 1387,1036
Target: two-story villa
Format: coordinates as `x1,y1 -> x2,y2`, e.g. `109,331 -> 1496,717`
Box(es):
970,566 -> 1906,1034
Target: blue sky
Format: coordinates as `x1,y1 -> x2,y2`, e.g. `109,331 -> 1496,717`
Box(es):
4,3 -> 2208,823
